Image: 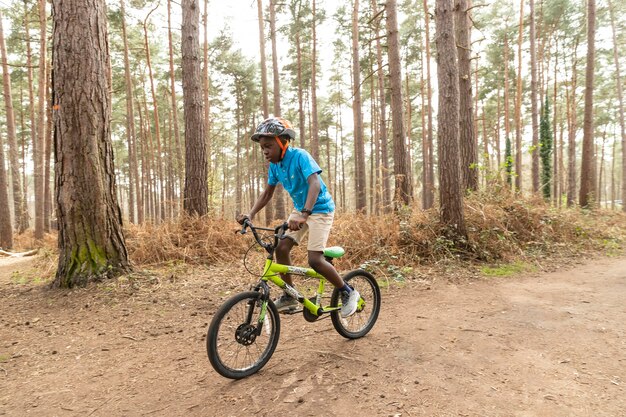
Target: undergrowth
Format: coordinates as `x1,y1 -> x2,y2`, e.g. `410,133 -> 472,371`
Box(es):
124,189 -> 626,277
15,189 -> 626,284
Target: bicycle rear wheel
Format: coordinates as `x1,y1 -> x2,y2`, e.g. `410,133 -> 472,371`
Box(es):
206,291 -> 280,379
330,270 -> 381,339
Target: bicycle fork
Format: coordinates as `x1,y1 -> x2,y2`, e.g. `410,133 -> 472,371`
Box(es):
250,281 -> 272,336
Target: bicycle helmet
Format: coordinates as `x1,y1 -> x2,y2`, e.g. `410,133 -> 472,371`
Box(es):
251,117 -> 296,142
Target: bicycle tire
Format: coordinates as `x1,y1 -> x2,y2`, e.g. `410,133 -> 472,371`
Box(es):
330,270 -> 381,339
206,291 -> 280,379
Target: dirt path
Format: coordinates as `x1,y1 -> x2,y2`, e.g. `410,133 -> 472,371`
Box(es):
1,256 -> 624,416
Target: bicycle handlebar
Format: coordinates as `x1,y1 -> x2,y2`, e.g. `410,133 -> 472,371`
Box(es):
238,218 -> 288,253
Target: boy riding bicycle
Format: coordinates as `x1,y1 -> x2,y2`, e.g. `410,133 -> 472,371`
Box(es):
236,117 -> 360,318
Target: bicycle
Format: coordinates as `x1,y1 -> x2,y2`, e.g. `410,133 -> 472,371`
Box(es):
206,219 -> 381,379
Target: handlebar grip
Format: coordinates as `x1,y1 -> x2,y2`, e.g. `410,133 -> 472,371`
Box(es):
239,218 -> 252,234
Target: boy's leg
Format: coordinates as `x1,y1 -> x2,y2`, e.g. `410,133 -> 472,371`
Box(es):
307,251 -> 344,287
273,237 -> 299,312
306,213 -> 360,318
275,237 -> 295,286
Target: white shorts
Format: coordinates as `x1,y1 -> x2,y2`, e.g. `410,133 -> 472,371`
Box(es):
284,210 -> 334,252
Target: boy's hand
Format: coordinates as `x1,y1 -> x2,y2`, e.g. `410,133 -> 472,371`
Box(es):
288,213 -> 307,231
236,214 -> 251,225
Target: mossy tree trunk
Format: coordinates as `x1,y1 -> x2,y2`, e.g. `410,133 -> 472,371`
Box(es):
52,0 -> 131,288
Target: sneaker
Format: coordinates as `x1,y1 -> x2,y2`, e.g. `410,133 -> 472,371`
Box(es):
273,293 -> 298,312
340,289 -> 360,318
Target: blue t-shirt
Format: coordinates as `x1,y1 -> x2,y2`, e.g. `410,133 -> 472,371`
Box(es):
268,147 -> 335,213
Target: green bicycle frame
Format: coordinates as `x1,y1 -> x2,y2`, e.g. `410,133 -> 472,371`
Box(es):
260,259 -> 340,317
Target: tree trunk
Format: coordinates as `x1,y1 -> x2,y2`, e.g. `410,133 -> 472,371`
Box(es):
182,0 -> 208,216
44,65 -> 53,231
23,7 -> 36,231
0,131 -> 13,248
34,0 -> 47,239
310,0 -> 319,160
514,0 -> 524,193
296,31 -> 306,148
435,0 -> 466,238
552,45 -> 559,206
598,129 -> 607,206
120,0 -> 137,223
0,12 -> 26,234
529,0 -> 539,194
386,0 -> 411,206
257,0 -> 274,224
371,0 -> 391,210
455,0 -> 477,192
608,0 -> 626,212
257,0 -> 269,119
579,0 -> 596,208
269,0 -> 285,220
203,0 -> 212,211
504,34 -> 511,176
52,0 -> 130,287
422,0 -> 435,209
143,8 -> 165,221
136,97 -> 147,223
235,85 -> 242,214
168,0 -> 184,216
566,40 -> 579,207
352,0 -> 367,212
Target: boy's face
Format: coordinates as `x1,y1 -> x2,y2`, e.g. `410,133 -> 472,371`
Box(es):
258,136 -> 285,163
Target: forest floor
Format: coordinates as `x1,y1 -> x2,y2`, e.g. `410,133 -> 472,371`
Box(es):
0,253 -> 625,417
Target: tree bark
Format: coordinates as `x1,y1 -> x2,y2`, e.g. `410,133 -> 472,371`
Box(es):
435,0 -> 466,238
143,7 -> 165,221
579,0 -> 596,208
44,65 -> 53,231
23,6 -> 36,231
257,0 -> 274,224
203,0 -> 212,210
371,0 -> 391,210
181,0 -> 208,216
0,131 -> 13,248
608,0 -> 626,212
52,0 -> 130,287
455,0 -> 477,192
269,0 -> 285,220
0,12 -> 25,234
514,0 -> 524,192
120,0 -> 138,223
168,0 -> 184,216
34,0 -> 47,239
257,0 -> 269,119
529,0 -> 540,194
386,0 -> 412,206
422,0 -> 435,209
566,51 -> 578,207
351,0 -> 367,212
310,0 -> 320,160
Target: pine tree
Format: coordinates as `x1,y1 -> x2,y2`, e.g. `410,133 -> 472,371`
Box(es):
52,0 -> 130,287
539,96 -> 553,200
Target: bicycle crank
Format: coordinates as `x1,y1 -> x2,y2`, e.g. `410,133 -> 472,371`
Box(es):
302,296 -> 321,322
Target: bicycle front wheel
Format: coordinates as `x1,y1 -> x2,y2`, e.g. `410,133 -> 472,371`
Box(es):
206,291 -> 280,379
331,270 -> 381,339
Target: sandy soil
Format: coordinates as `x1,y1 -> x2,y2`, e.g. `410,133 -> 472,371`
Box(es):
0,255 -> 624,417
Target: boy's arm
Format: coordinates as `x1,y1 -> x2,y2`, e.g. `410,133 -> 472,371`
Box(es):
237,184 -> 276,223
303,173 -> 321,213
